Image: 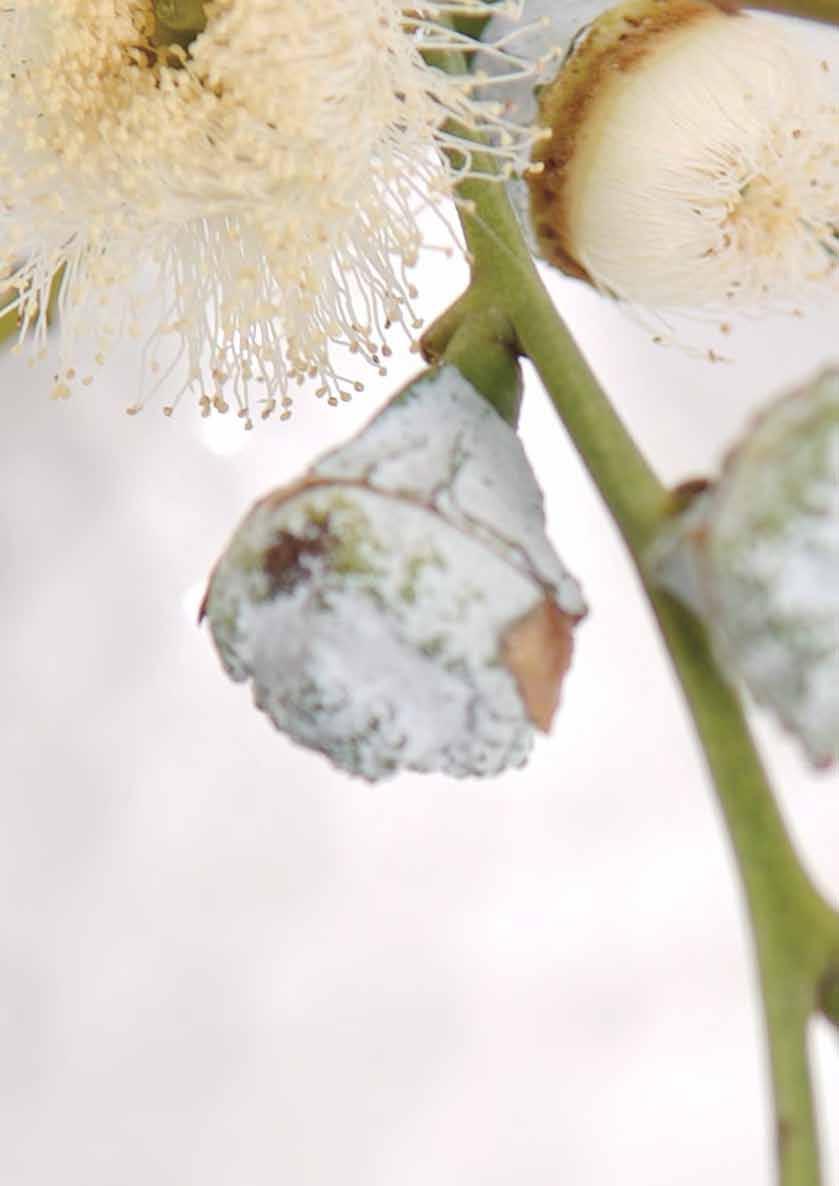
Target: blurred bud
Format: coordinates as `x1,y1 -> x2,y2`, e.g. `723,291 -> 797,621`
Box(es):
651,370 -> 839,768
203,365 -> 586,782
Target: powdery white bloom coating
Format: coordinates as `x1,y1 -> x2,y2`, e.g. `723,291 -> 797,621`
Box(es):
203,365 -> 586,781
651,370 -> 839,769
0,0 -> 536,421
530,0 -> 839,315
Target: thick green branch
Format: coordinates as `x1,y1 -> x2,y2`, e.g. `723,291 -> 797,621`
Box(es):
440,164 -> 839,1185
654,597 -> 838,1185
454,175 -> 665,555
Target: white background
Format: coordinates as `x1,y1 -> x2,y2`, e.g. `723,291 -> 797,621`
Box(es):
1,7 -> 838,1184
1,245 -> 837,1186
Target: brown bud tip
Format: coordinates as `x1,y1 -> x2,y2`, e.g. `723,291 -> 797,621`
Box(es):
503,599 -> 575,732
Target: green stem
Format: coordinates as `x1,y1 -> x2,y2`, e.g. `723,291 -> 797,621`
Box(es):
655,599 -> 835,1185
443,316 -> 523,428
0,302 -> 17,347
422,298 -> 522,427
453,173 -> 665,554
438,161 -> 839,1186
0,266 -> 65,351
736,0 -> 839,23
153,0 -> 207,49
820,969 -> 839,1028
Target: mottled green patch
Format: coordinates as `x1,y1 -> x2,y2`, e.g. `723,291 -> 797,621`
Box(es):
398,547 -> 445,605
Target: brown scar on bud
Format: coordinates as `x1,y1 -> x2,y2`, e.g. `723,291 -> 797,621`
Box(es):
262,530 -> 326,591
502,598 -> 576,732
198,475 -> 317,624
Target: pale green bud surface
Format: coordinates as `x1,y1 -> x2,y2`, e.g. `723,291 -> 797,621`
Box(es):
652,371 -> 839,768
203,366 -> 586,782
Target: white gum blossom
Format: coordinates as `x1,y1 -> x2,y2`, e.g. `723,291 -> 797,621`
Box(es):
0,0 -> 540,421
651,370 -> 839,769
203,366 -> 586,781
530,0 -> 839,315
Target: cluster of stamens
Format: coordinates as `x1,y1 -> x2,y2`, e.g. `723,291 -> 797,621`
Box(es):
0,0 -> 550,424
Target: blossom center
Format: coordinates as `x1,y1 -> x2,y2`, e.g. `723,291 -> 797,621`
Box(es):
726,175 -> 799,259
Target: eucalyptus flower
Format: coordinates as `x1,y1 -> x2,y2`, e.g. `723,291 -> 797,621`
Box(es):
0,0 -> 538,422
529,0 -> 839,316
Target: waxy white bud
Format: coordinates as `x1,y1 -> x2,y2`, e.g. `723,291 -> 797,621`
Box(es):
203,366 -> 586,781
651,370 -> 839,769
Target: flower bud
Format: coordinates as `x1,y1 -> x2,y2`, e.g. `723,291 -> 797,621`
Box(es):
528,0 -> 839,313
203,365 -> 586,781
651,370 -> 839,768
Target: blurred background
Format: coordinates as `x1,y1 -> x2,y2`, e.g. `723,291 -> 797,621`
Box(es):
2,245 -> 837,1186
1,6 -> 839,1183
